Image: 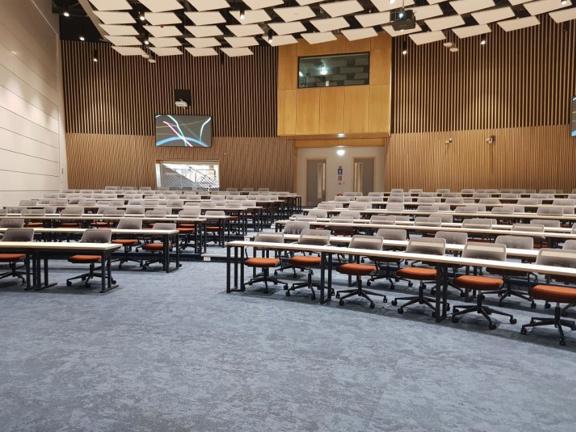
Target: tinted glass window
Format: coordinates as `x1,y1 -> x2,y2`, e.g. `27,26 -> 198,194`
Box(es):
298,52 -> 370,89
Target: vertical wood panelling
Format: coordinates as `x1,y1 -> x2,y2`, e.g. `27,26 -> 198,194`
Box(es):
66,134 -> 295,190
392,16 -> 576,133
62,41 -> 278,137
384,125 -> 576,190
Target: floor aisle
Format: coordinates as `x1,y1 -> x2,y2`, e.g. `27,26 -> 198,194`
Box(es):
1,261 -> 575,432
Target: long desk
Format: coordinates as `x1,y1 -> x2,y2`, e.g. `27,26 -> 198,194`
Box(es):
275,220 -> 576,246
0,241 -> 121,292
0,228 -> 182,272
225,240 -> 576,322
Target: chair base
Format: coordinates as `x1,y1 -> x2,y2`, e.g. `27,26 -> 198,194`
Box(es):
0,263 -> 26,285
66,264 -> 116,288
391,283 -> 440,316
336,285 -> 387,309
497,286 -> 536,309
243,268 -> 287,292
286,271 -> 319,300
521,305 -> 576,346
452,294 -> 516,329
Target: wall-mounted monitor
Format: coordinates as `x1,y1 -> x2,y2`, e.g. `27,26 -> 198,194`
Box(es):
155,115 -> 213,148
570,96 -> 576,138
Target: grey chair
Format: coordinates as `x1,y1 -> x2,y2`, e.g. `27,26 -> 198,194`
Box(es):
521,249 -> 576,345
286,229 -> 331,300
66,229 -> 113,287
370,215 -> 396,224
308,209 -> 328,218
274,221 -> 311,277
336,235 -> 386,309
243,233 -> 287,291
0,218 -> 25,228
451,242 -> 516,329
125,206 -> 145,216
140,223 -> 177,270
392,238 -> 447,315
112,218 -> 144,268
367,229 -> 408,288
435,231 -> 468,245
0,228 -> 34,286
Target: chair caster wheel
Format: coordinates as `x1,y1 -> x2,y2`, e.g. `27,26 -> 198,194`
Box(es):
545,303 -> 551,309
560,339 -> 566,346
510,318 -> 517,324
520,327 -> 527,335
391,299 -> 397,306
408,282 -> 413,288
339,299 -> 344,306
369,303 -> 375,309
285,291 -> 290,297
530,302 -> 536,309
66,281 -> 72,287
335,293 -> 340,299
397,308 -> 403,314
489,324 -> 497,330
383,297 -> 388,303
451,316 -> 459,323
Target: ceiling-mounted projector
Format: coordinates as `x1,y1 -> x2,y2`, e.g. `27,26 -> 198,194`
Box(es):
391,9 -> 416,31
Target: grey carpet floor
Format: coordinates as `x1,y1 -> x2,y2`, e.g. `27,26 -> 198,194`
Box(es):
1,261 -> 576,432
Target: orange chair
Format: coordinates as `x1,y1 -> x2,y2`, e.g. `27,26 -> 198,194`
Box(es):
521,249 -> 576,345
140,223 -> 176,270
367,228 -> 408,289
336,235 -> 385,309
112,218 -> 143,268
286,229 -> 331,300
391,238 -> 446,315
243,233 -> 287,291
0,228 -> 34,286
60,206 -> 85,228
451,243 -> 516,329
66,229 -> 113,287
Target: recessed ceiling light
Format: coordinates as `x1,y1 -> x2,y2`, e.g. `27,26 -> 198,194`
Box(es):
337,133 -> 346,138
63,10 -> 70,17
79,36 -> 85,41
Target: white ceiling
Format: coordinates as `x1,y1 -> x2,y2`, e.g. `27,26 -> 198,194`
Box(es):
84,0 -> 576,58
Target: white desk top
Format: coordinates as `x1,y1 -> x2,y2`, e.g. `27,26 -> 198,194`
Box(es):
0,241 -> 121,252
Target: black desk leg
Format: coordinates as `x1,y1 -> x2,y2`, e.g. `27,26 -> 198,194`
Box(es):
226,245 -> 231,293
240,246 -> 245,291
163,235 -> 170,273
233,246 -> 238,289
327,253 -> 333,302
24,256 -> 31,291
434,265 -> 448,322
319,252 -> 326,304
101,252 -> 106,293
175,234 -> 181,269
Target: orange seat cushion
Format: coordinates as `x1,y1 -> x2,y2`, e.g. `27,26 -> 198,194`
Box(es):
290,256 -> 322,267
178,228 -> 195,234
178,224 -> 196,229
112,239 -> 139,246
0,253 -> 26,262
206,226 -> 221,231
338,263 -> 376,276
61,223 -> 81,228
396,267 -> 437,280
92,221 -> 110,227
143,242 -> 164,251
26,222 -> 43,227
454,275 -> 503,290
531,285 -> 576,303
69,255 -> 101,263
245,257 -> 280,268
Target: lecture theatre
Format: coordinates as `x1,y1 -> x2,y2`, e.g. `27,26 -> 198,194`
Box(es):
2,0 -> 576,431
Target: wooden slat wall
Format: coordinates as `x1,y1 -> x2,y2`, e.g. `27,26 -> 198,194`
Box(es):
392,16 -> 576,133
384,125 -> 576,190
66,134 -> 295,190
61,41 -> 278,137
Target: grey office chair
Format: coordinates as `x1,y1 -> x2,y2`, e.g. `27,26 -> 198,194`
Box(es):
66,229 -> 113,287
367,228 -> 408,288
0,228 -> 34,285
243,233 -> 287,292
141,223 -> 177,270
112,218 -> 144,268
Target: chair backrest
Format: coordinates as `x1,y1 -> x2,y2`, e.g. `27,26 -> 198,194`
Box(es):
152,223 -> 177,230
125,206 -> 145,215
371,215 -> 396,224
405,237 -> 446,255
376,228 -> 407,241
1,228 -> 34,242
386,203 -> 404,211
61,206 -> 84,216
166,200 -> 184,207
387,196 -> 404,203
330,215 -> 353,223
179,208 -> 201,217
517,198 -> 540,205
349,235 -> 383,250
348,201 -> 370,210
101,207 -> 125,216
531,219 -> 561,228
462,218 -> 496,228
205,210 -> 225,217
22,208 -> 45,216
536,249 -> 576,268
455,205 -> 479,213
116,218 -> 143,229
283,221 -> 310,235
317,202 -> 337,210
445,197 -> 464,204
490,206 -> 514,214
80,229 -> 112,243
145,208 -> 170,216
0,218 -> 25,228
562,240 -> 576,251
308,209 -> 328,218
478,198 -> 501,205
417,205 -> 440,212
495,235 -> 534,250
512,223 -> 545,232
337,210 -> 361,220
415,216 -> 442,226
431,213 -> 453,223
536,206 -> 563,216
435,231 -> 468,245
298,229 -> 331,245
334,195 -> 352,202
462,242 -> 506,261
254,232 -> 284,243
